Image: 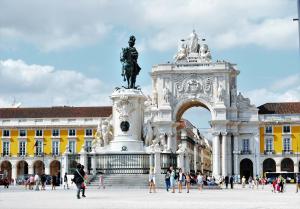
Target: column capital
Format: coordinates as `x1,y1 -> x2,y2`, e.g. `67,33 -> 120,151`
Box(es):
212,132 -> 220,136
232,132 -> 239,137
221,132 -> 227,136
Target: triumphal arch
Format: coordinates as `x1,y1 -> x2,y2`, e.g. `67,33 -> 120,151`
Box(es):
144,30 -> 260,178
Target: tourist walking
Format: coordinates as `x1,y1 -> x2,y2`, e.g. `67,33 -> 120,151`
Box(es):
29,175 -> 35,190
296,173 -> 300,193
197,172 -> 204,191
34,173 -> 40,191
51,174 -> 57,190
185,172 -> 191,193
98,172 -> 105,189
40,173 -> 46,190
165,169 -> 171,192
148,169 -> 156,193
224,176 -> 229,189
178,168 -> 184,193
63,173 -> 69,189
230,175 -> 234,189
72,164 -> 85,199
241,176 -> 246,188
170,166 -> 176,193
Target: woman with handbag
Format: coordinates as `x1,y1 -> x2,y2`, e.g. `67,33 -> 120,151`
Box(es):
72,164 -> 85,199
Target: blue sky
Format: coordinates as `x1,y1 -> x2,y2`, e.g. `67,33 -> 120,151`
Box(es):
0,0 -> 299,130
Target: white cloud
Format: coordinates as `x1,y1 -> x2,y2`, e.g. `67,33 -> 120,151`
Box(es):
0,59 -> 112,107
244,74 -> 300,106
0,0 -> 298,51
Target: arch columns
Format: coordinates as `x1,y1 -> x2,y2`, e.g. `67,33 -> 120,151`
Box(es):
212,133 -> 220,177
233,133 -> 240,176
221,132 -> 228,177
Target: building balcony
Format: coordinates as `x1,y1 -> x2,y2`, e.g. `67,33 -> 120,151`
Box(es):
264,150 -> 275,155
240,150 -> 252,155
282,150 -> 293,155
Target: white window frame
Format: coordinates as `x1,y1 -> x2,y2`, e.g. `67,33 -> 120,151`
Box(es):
283,137 -> 291,151
19,129 -> 27,137
265,137 -> 274,152
282,125 -> 291,134
265,125 -> 273,134
18,140 -> 27,156
242,139 -> 250,152
68,140 -> 76,154
2,129 -> 10,137
52,140 -> 60,156
85,128 -> 93,137
2,140 -> 10,156
35,129 -> 43,137
68,129 -> 76,137
85,140 -> 92,152
52,129 -> 60,137
35,139 -> 44,156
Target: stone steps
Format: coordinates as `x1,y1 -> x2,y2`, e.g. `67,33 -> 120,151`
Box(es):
88,174 -> 165,188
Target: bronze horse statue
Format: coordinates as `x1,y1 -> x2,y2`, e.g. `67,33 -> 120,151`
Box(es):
120,36 -> 141,89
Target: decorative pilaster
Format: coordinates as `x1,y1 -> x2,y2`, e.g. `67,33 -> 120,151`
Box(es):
212,133 -> 220,177
233,133 -> 240,176
221,132 -> 227,177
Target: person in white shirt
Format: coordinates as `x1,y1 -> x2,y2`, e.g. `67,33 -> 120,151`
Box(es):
197,172 -> 204,191
148,169 -> 156,193
34,174 -> 40,191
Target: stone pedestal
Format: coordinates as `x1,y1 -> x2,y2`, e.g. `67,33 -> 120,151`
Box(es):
109,88 -> 146,152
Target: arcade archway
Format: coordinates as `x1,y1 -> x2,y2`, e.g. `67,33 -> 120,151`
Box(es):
33,160 -> 45,175
263,158 -> 276,173
240,158 -> 253,180
0,160 -> 12,180
17,160 -> 28,177
281,158 -> 294,172
50,160 -> 61,176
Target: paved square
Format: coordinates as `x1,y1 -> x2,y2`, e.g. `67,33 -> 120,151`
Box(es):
0,185 -> 299,209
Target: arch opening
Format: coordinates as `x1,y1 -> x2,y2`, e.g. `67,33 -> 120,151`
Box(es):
17,160 -> 28,177
281,158 -> 294,172
240,158 -> 253,180
33,160 -> 45,175
0,160 -> 12,181
263,158 -> 276,173
50,160 -> 61,176
175,100 -> 212,175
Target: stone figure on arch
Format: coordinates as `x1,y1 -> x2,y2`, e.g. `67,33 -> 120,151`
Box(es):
143,119 -> 154,146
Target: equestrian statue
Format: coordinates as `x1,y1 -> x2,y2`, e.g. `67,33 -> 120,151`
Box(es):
120,35 -> 141,89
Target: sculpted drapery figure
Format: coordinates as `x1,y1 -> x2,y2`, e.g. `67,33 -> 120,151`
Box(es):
120,35 -> 141,89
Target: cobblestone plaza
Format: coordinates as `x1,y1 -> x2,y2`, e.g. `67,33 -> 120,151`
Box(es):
0,185 -> 299,209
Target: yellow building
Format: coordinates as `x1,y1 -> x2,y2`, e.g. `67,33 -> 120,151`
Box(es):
0,106 -> 111,182
258,102 -> 300,175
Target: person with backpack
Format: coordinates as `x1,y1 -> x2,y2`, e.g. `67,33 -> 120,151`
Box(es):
72,163 -> 85,199
165,169 -> 171,192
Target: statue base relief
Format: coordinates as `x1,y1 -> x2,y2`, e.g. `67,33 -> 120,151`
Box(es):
107,88 -> 147,152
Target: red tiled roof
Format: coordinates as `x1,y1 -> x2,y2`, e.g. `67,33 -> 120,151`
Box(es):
0,106 -> 112,119
258,102 -> 300,114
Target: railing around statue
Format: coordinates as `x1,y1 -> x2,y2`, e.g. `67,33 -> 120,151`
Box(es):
95,154 -> 150,174
160,153 -> 178,174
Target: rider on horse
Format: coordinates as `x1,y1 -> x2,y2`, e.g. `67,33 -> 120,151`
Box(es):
120,35 -> 141,89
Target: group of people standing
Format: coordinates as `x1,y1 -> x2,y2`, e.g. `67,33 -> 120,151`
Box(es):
24,173 -> 60,191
